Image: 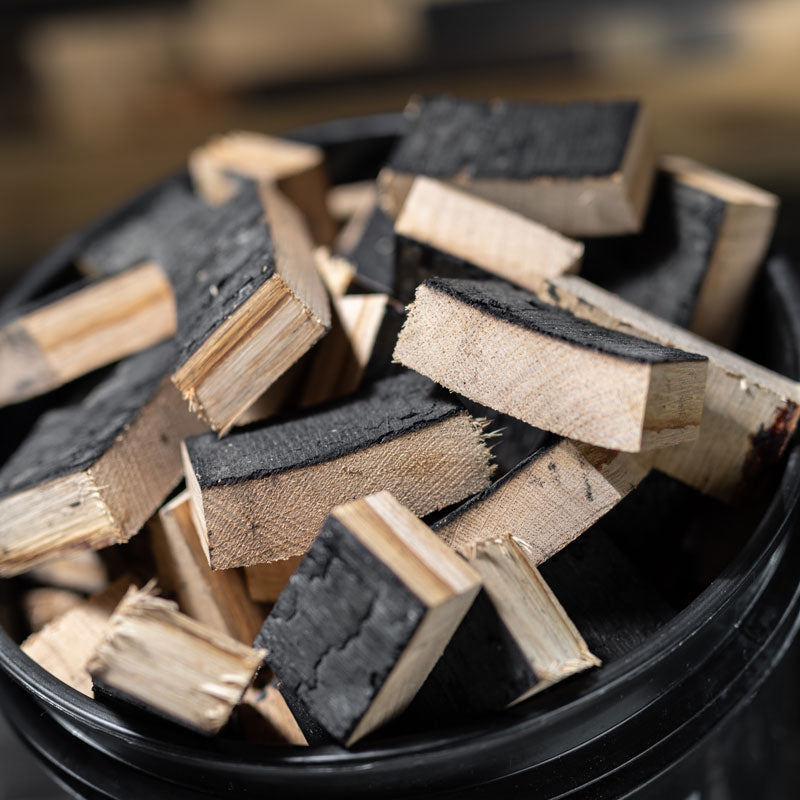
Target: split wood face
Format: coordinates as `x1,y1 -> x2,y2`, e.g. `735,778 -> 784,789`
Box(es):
434,439 -> 650,562
181,373 -> 494,569
0,342 -> 207,577
0,261 -> 176,407
534,273 -> 800,502
380,96 -> 655,236
88,585 -> 266,735
409,536 -> 598,718
393,176 -> 583,303
582,156 -> 778,347
394,278 -> 708,452
255,492 -> 481,745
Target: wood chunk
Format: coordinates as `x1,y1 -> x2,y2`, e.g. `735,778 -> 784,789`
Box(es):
539,527 -> 675,663
583,156 -> 778,346
395,279 -> 708,452
0,262 -> 176,406
338,204 -> 395,294
21,575 -> 136,696
239,684 -> 308,745
410,536 -> 599,716
299,293 -> 404,408
88,584 -> 265,734
435,439 -> 650,562
150,491 -> 263,644
28,550 -> 108,594
314,247 -> 356,296
393,176 -> 583,302
0,342 -> 207,577
233,357 -> 309,427
170,182 -> 331,433
244,558 -> 302,604
182,373 -> 494,569
189,130 -> 337,245
327,180 -> 377,225
23,587 -> 83,632
380,97 -> 655,236
256,492 -> 481,745
533,274 -> 800,502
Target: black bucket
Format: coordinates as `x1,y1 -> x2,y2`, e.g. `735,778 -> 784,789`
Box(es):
1,114 -> 800,799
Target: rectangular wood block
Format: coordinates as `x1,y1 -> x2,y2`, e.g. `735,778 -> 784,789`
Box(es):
255,492 -> 481,745
0,342 -> 207,577
394,278 -> 708,452
182,372 -> 494,569
380,96 -> 655,236
533,273 -> 800,502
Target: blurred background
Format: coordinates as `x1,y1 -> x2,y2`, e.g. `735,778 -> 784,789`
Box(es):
1,1 -> 800,796
2,0 -> 800,296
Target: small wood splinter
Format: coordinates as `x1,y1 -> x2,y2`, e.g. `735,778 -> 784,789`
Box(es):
88,584 -> 265,735
255,492 -> 481,746
394,278 -> 708,452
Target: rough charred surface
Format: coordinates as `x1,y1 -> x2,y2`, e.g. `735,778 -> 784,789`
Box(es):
759,254 -> 800,381
361,305 -> 407,384
582,174 -> 726,327
255,516 -> 426,743
185,373 -> 460,488
406,589 -> 534,718
345,206 -> 395,293
389,97 -> 640,179
424,278 -> 706,364
0,341 -> 175,499
539,526 -> 674,662
394,236 -> 495,305
80,177 -> 202,276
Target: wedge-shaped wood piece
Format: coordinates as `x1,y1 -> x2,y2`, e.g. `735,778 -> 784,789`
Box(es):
328,180 -> 377,227
411,536 -> 599,716
0,342 -> 207,577
182,373 -> 494,569
299,292 -> 404,408
244,558 -> 302,604
255,492 -> 481,746
393,176 -> 583,302
583,156 -> 778,346
395,279 -> 708,452
0,262 -> 176,407
313,246 -> 356,296
151,491 -> 263,644
435,439 -> 650,561
533,274 -> 800,502
190,130 -> 337,245
21,575 -> 135,696
23,587 -> 84,633
28,550 -> 108,595
380,96 -> 655,236
88,584 -> 265,734
170,182 -> 331,433
239,684 -> 308,745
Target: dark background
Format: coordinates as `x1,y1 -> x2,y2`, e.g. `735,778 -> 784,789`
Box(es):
2,0 -> 800,796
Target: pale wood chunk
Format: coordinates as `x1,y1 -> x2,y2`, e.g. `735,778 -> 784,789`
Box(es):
0,343 -> 207,577
0,261 -> 176,407
29,550 -> 108,594
532,274 -> 800,502
23,587 -> 84,632
21,575 -> 136,696
182,373 -> 494,569
88,584 -> 265,734
190,130 -> 337,245
380,97 -> 655,236
327,180 -> 377,224
151,490 -> 263,644
393,176 -> 582,302
244,558 -> 302,604
256,492 -> 481,746
394,279 -> 708,452
239,684 -> 308,745
435,439 -> 650,562
411,536 -> 598,715
313,246 -> 356,297
171,183 -> 331,434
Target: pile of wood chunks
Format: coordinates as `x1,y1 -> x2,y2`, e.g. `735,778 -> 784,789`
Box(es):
1,96 -> 798,748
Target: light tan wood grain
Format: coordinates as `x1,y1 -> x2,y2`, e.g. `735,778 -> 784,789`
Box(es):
23,587 -> 84,633
240,685 -> 308,745
533,274 -> 800,502
438,439 -> 650,562
244,558 -> 302,603
394,282 -> 707,452
151,490 -> 263,644
313,246 -> 356,297
0,261 -> 175,407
